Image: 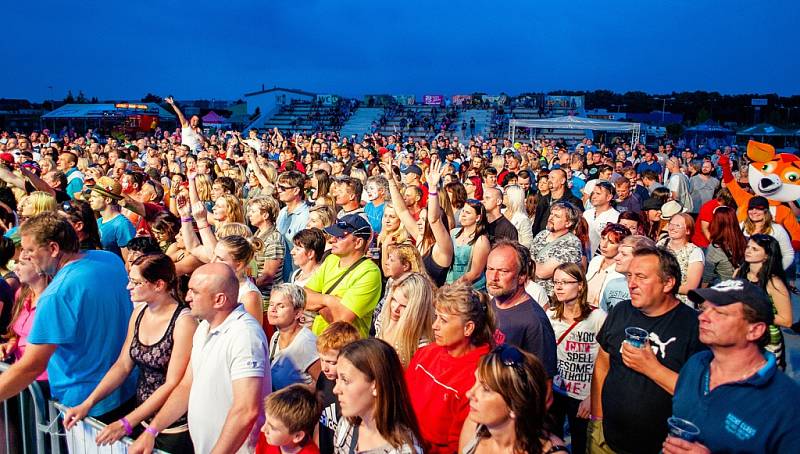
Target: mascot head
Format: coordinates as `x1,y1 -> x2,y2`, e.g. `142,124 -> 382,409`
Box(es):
747,140 -> 800,202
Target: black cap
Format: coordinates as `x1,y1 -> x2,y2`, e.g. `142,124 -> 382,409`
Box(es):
402,165 -> 422,176
642,197 -> 663,211
324,214 -> 373,240
748,196 -> 769,211
689,279 -> 774,325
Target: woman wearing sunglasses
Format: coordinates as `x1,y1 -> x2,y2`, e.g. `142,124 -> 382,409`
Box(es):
460,344 -> 567,454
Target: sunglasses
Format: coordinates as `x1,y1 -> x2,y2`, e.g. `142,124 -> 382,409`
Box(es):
61,200 -> 78,214
492,344 -> 526,372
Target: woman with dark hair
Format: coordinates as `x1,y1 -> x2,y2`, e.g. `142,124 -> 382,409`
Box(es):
585,223 -> 631,307
445,182 -> 467,229
384,160 -> 454,287
617,210 -> 643,236
334,338 -> 424,453
60,199 -> 101,251
546,263 -> 605,454
64,253 -> 197,452
460,345 -> 568,454
311,169 -> 332,203
149,211 -> 181,257
692,186 -> 736,248
446,198 -> 490,291
406,282 -> 495,453
702,206 -> 747,285
735,234 -> 793,369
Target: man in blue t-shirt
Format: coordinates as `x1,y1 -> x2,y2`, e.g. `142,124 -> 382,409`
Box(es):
0,214 -> 135,418
665,281 -> 800,453
90,176 -> 136,259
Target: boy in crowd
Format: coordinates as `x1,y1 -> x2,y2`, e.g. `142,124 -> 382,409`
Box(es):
315,322 -> 361,453
256,384 -> 322,454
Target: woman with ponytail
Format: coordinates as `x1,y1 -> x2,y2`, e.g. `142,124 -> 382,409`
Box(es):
64,253 -> 198,453
213,234 -> 265,326
405,281 -> 496,453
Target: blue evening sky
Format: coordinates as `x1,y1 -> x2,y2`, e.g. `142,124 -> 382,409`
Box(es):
3,0 -> 798,101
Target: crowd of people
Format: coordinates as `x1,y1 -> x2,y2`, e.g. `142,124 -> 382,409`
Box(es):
0,96 -> 797,454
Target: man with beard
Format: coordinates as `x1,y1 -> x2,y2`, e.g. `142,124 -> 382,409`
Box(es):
688,159 -> 719,215
485,239 -> 558,379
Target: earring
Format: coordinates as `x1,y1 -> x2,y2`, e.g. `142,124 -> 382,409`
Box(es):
509,411 -> 516,419
372,389 -> 377,397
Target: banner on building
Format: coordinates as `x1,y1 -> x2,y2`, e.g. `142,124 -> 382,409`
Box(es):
423,95 -> 444,106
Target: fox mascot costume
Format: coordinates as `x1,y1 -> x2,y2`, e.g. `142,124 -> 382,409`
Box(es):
718,140 -> 800,250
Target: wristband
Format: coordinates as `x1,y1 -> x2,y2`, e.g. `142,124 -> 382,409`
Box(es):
180,216 -> 193,223
428,191 -> 438,196
145,426 -> 159,437
119,417 -> 133,436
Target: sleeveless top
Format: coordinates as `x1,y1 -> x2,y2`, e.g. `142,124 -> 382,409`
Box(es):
129,304 -> 189,426
423,250 -> 448,287
446,230 -> 485,291
658,239 -> 702,307
461,426 -> 568,454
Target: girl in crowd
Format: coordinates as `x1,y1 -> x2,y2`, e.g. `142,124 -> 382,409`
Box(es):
546,263 -> 606,454
308,205 -> 336,231
702,206 -> 747,285
210,194 -> 244,228
267,283 -> 320,390
376,272 -> 435,368
0,257 -> 51,383
334,338 -> 424,453
405,282 -> 495,453
735,234 -> 793,370
585,224 -> 631,307
371,243 -> 425,336
311,169 -> 332,203
192,174 -> 215,212
445,181 -> 467,228
641,197 -> 667,242
65,254 -> 196,453
377,203 -> 410,262
385,159 -> 454,287
60,199 -> 102,251
247,196 -> 285,302
213,235 -> 264,325
463,176 -> 483,200
617,210 -> 643,236
446,198 -> 489,291
503,185 -> 534,252
657,213 -> 704,307
741,196 -> 794,270
460,345 -> 568,454
288,228 -> 326,327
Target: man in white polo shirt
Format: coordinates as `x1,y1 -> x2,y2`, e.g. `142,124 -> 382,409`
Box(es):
583,180 -> 620,257
129,263 -> 270,454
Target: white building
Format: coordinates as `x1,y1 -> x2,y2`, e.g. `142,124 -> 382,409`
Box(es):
243,86 -> 316,129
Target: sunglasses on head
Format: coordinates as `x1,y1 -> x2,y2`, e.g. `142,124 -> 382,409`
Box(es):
492,344 -> 526,372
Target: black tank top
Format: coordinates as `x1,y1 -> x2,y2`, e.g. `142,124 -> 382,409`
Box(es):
423,250 -> 448,287
129,304 -> 188,426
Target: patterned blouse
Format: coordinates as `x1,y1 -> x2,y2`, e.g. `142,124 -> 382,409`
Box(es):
530,230 -> 583,295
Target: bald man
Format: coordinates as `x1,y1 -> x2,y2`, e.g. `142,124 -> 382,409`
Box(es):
129,263 -> 270,454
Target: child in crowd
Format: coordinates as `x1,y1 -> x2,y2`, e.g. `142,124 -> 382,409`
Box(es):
256,384 -> 323,454
314,321 -> 361,453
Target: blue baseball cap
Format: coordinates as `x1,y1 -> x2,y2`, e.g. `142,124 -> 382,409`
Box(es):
324,214 -> 372,240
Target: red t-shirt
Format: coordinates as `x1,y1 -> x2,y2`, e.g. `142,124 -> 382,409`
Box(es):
691,199 -> 720,248
255,433 -> 320,454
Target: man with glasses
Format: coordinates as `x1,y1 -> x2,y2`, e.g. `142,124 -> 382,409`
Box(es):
304,214 -> 381,338
589,247 -> 704,454
0,214 -> 135,426
276,170 -> 309,245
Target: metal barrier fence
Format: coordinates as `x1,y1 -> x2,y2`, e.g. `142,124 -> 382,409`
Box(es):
0,362 -> 168,454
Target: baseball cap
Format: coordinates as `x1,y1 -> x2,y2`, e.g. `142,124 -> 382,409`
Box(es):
0,153 -> 14,165
402,165 -> 422,177
324,214 -> 373,240
748,196 -> 769,211
689,279 -> 774,325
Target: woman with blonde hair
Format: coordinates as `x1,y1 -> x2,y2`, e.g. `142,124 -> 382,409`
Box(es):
211,194 -> 244,227
193,174 -> 214,211
376,272 -> 435,367
546,262 -> 605,454
247,196 -> 286,303
406,282 -> 495,453
503,185 -> 534,252
657,212 -> 704,306
376,203 -> 410,260
460,345 -> 567,454
741,196 -> 794,270
213,235 -> 265,325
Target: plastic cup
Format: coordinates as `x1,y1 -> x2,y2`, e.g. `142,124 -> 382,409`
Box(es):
624,327 -> 649,348
667,416 -> 700,442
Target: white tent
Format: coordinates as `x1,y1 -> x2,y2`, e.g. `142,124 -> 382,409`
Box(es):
509,115 -> 641,145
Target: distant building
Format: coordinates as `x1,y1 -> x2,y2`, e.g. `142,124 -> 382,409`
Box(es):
243,86 -> 316,129
0,99 -> 45,132
626,111 -> 683,125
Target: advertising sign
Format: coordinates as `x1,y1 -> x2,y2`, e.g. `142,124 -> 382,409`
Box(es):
423,95 -> 444,105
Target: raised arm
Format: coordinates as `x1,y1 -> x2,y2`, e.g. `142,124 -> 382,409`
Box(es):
165,97 -> 188,128
424,159 -> 453,266
381,162 -> 419,240
0,166 -> 27,190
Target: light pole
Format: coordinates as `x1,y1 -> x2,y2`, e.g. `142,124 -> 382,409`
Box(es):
654,97 -> 675,124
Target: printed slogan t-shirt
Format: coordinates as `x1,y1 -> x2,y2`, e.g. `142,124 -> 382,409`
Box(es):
547,308 -> 607,400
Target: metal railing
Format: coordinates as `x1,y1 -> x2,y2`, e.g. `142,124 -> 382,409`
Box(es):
0,362 -> 168,453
